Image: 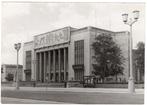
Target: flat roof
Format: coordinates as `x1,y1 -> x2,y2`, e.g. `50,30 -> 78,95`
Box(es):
33,26 -> 76,37
31,26 -> 129,38
71,26 -> 114,33
2,64 -> 23,68
24,41 -> 33,44
24,26 -> 129,44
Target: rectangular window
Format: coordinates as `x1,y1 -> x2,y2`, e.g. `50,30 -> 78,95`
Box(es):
74,40 -> 84,65
26,51 -> 32,70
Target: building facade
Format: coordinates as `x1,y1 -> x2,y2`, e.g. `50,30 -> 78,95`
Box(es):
133,50 -> 144,83
1,64 -> 23,82
23,26 -> 129,83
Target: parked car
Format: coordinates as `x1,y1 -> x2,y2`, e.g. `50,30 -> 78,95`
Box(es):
83,76 -> 96,88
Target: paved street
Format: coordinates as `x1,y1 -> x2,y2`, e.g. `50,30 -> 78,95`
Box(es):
1,87 -> 144,104
1,97 -> 71,104
1,86 -> 144,94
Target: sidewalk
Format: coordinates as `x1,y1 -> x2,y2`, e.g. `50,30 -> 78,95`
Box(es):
1,86 -> 144,94
1,97 -> 70,104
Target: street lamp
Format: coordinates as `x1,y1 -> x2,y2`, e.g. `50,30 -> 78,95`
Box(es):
14,43 -> 21,90
122,10 -> 139,93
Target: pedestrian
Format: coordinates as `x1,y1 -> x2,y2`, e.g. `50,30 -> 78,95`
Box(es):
33,81 -> 36,87
64,81 -> 67,88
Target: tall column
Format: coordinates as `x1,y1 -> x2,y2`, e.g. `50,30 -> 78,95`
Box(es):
64,48 -> 66,81
67,48 -> 68,80
35,53 -> 38,81
53,50 -> 56,82
58,49 -> 61,82
137,68 -> 140,83
48,51 -> 51,82
44,52 -> 46,82
39,52 -> 42,82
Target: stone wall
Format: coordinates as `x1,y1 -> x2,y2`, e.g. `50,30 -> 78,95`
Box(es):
69,27 -> 91,80
23,41 -> 34,81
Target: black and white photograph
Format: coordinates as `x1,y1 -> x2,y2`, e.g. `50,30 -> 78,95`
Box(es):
1,1 -> 145,104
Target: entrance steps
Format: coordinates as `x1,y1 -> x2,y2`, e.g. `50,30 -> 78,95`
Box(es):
1,81 -> 84,88
36,82 -> 83,88
36,82 -> 65,87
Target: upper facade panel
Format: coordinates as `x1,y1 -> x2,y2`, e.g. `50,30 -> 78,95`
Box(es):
34,27 -> 72,49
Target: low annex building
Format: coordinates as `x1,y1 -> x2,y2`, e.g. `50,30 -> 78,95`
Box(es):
1,64 -> 23,82
23,26 -> 129,83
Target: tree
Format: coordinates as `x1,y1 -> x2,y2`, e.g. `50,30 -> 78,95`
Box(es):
5,73 -> 14,81
92,33 -> 124,82
135,42 -> 145,79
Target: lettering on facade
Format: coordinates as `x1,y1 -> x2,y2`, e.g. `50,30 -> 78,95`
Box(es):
34,28 -> 69,49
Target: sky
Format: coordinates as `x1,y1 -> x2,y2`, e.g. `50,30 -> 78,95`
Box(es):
1,2 -> 145,65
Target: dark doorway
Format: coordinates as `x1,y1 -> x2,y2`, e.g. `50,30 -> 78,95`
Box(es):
25,73 -> 31,81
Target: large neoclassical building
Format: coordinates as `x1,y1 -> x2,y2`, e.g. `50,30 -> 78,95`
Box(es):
23,26 -> 130,82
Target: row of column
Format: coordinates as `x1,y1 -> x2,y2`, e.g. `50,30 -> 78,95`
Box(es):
36,48 -> 68,83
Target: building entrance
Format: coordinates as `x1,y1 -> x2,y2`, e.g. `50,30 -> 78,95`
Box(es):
73,64 -> 84,81
25,72 -> 31,81
36,47 -> 68,83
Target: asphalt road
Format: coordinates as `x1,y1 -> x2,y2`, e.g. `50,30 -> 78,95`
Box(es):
1,90 -> 144,104
1,97 -> 69,104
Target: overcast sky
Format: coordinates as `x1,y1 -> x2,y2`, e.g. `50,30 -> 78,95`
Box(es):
1,2 -> 145,65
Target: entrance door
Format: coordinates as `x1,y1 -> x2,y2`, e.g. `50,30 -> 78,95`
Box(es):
73,64 -> 84,81
25,73 -> 31,81
74,70 -> 84,81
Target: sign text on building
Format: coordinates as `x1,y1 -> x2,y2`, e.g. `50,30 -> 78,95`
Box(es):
34,27 -> 69,49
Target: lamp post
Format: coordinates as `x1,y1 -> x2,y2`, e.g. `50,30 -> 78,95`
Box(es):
14,43 -> 21,90
122,10 -> 139,93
